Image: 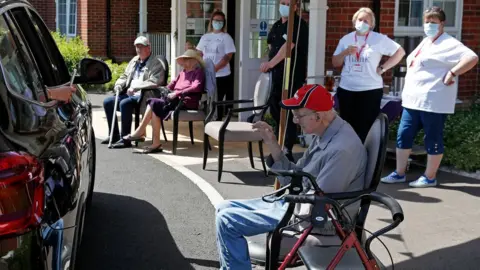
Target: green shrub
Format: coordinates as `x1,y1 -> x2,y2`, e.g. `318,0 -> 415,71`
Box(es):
51,32 -> 90,73
388,104 -> 480,172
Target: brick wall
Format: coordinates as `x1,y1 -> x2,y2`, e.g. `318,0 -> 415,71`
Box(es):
29,0 -> 56,30
458,0 -> 480,101
110,0 -> 138,61
148,0 -> 171,33
325,1 -> 374,72
78,0 -> 107,57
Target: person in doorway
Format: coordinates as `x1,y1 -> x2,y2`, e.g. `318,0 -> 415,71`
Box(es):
381,7 -> 478,188
260,0 -> 309,161
196,10 -> 236,120
102,36 -> 166,149
215,84 -> 367,269
124,50 -> 205,153
332,7 -> 405,143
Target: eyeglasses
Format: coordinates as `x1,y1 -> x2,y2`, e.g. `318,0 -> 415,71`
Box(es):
293,112 -> 316,121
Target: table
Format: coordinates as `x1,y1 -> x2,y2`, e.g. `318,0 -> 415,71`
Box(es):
331,91 -> 403,123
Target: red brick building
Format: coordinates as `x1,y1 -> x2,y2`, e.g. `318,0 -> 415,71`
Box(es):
29,0 -> 479,102
29,0 -> 171,62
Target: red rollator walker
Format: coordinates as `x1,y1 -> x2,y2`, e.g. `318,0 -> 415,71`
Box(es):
259,169 -> 404,270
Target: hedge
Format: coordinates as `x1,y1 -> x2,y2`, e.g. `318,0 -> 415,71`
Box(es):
52,31 -> 128,92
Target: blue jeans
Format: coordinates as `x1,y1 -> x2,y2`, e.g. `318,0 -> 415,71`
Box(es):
397,108 -> 447,155
103,94 -> 140,137
215,198 -> 288,270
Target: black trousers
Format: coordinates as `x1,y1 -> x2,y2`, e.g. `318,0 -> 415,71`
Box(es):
268,69 -> 304,152
336,87 -> 383,143
216,74 -> 234,120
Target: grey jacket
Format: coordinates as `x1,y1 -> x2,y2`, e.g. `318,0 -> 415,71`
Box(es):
114,54 -> 166,94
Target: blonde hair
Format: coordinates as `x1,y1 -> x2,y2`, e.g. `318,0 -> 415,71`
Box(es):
352,7 -> 376,29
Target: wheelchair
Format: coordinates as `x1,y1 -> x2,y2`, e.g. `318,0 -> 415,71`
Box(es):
257,169 -> 404,270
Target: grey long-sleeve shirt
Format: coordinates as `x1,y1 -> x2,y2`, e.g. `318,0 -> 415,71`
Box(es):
269,115 -> 367,235
269,115 -> 367,194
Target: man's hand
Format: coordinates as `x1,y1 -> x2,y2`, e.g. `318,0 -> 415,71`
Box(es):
113,85 -> 122,93
443,71 -> 455,86
260,62 -> 273,73
47,84 -> 76,102
167,92 -> 177,100
127,88 -> 135,96
252,121 -> 277,145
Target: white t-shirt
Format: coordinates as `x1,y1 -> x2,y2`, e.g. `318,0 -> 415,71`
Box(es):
333,31 -> 401,91
197,32 -> 236,78
401,33 -> 477,114
130,66 -> 146,96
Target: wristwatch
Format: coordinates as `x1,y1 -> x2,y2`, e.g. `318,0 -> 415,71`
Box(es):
380,66 -> 387,74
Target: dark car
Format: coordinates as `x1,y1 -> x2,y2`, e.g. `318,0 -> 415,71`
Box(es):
0,1 -> 111,269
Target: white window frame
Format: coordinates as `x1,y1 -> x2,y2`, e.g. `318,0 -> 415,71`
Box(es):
56,0 -> 77,37
394,0 -> 463,39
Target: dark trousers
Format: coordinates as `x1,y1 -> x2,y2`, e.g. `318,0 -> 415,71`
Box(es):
103,94 -> 140,138
268,69 -> 303,152
216,74 -> 234,120
336,87 -> 383,143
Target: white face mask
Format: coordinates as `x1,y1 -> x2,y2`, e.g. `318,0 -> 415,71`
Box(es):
355,20 -> 370,34
424,22 -> 440,37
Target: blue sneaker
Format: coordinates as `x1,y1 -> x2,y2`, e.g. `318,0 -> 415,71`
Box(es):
381,171 -> 406,184
409,175 -> 437,188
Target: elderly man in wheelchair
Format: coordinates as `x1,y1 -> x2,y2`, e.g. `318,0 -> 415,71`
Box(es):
215,84 -> 404,270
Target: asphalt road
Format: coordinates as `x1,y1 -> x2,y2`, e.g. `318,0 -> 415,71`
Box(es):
76,93 -> 219,270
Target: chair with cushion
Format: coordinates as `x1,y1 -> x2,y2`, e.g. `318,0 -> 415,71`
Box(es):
158,58 -> 217,155
134,55 -> 169,145
247,113 -> 390,268
203,72 -> 272,182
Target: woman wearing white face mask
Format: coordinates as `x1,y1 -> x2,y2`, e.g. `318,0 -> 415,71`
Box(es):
332,7 -> 405,143
197,10 -> 236,120
382,7 -> 478,188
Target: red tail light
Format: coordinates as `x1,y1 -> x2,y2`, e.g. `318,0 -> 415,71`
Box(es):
0,151 -> 44,236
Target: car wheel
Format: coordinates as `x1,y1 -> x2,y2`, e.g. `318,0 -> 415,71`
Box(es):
85,128 -> 96,211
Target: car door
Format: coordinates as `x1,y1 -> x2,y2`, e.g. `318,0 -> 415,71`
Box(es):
5,5 -> 90,269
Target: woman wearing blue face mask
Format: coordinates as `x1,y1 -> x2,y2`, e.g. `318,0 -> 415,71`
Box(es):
382,7 -> 478,188
332,7 -> 406,143
197,10 -> 236,120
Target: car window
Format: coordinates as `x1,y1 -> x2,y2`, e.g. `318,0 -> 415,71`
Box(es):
27,8 -> 71,84
0,13 -> 45,102
9,7 -> 70,87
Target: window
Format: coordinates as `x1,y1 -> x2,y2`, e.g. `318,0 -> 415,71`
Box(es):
249,0 -> 279,59
394,0 -> 463,54
56,0 -> 77,37
0,14 -> 47,132
0,14 -> 45,102
186,0 -> 223,47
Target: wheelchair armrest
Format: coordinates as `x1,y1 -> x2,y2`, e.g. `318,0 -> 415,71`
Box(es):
267,169 -> 321,192
230,104 -> 268,114
213,99 -> 253,106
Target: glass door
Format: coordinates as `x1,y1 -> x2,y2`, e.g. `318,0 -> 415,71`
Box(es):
185,0 -> 223,48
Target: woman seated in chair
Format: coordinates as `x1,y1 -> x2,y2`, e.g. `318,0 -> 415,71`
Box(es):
124,49 -> 205,153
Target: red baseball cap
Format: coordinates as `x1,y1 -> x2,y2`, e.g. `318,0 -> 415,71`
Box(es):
281,84 -> 334,111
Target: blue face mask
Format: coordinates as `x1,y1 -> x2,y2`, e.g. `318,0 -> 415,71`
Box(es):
212,21 -> 224,31
355,20 -> 370,34
279,4 -> 289,17
424,23 -> 439,37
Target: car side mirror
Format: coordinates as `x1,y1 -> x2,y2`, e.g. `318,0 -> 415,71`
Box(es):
74,58 -> 112,85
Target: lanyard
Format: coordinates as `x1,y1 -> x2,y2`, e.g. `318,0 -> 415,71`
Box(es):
409,35 -> 441,67
354,32 -> 370,61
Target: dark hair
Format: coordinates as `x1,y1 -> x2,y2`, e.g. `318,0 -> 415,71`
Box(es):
208,10 -> 227,32
424,6 -> 446,22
